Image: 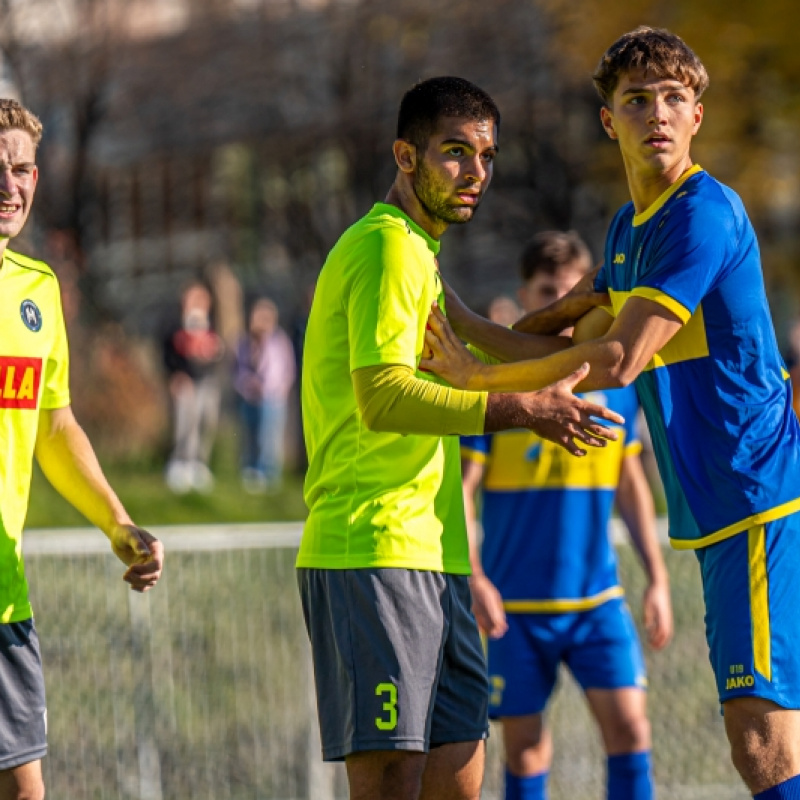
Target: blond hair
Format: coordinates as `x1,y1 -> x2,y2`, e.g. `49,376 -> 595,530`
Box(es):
593,26 -> 709,106
0,99 -> 43,146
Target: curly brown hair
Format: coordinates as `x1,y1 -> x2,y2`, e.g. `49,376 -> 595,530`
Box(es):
0,99 -> 43,146
593,26 -> 709,107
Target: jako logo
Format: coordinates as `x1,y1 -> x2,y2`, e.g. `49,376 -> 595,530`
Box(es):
613,253 -> 626,264
0,357 -> 42,409
726,675 -> 755,690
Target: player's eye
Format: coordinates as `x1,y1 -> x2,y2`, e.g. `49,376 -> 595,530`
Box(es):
446,146 -> 464,156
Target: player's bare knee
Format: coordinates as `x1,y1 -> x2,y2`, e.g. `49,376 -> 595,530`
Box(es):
1,781 -> 45,800
728,734 -> 774,790
603,714 -> 651,755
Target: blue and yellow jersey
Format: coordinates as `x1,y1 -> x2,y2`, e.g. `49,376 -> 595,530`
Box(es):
461,387 -> 640,610
598,166 -> 800,550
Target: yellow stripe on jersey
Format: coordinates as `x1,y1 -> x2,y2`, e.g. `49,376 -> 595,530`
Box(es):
460,446 -> 488,465
608,289 -> 709,369
670,495 -> 800,550
481,428 -> 628,491
748,524 -> 771,681
632,164 -> 703,227
624,440 -> 643,458
630,287 -> 693,324
504,585 -> 625,613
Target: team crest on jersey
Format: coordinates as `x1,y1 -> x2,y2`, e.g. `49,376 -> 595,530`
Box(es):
0,357 -> 42,409
20,300 -> 42,332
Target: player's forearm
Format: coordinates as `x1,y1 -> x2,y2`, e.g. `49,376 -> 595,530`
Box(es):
353,364 -> 487,436
513,291 -> 607,336
35,407 -> 133,536
617,459 -> 669,587
466,339 -> 626,394
453,310 -> 573,363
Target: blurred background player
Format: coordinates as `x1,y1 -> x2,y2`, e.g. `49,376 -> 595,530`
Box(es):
461,231 -> 673,800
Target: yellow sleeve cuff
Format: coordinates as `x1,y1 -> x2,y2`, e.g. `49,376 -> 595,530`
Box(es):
630,287 -> 692,324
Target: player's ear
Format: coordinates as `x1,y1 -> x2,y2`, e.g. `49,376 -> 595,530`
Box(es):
600,107 -> 617,140
692,102 -> 704,135
393,139 -> 417,174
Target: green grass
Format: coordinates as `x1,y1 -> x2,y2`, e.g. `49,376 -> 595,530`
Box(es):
25,426 -> 309,529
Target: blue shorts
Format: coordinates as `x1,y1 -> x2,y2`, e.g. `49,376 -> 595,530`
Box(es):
695,512 -> 800,708
487,597 -> 647,718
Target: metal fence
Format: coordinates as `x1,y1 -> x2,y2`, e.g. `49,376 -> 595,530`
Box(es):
23,522 -> 748,799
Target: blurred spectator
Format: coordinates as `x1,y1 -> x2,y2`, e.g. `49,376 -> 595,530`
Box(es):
234,297 -> 296,493
163,281 -> 224,493
487,294 -> 522,326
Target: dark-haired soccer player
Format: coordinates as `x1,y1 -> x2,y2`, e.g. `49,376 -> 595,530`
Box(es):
421,29 -> 800,800
462,231 -> 672,800
0,99 -> 163,800
297,76 -> 624,800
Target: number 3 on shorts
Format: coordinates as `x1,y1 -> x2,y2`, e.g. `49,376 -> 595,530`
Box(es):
375,682 -> 398,731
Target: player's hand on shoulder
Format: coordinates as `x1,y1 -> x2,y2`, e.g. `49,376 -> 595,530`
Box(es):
523,363 -> 624,456
109,524 -> 164,593
468,573 -> 508,639
420,302 -> 482,388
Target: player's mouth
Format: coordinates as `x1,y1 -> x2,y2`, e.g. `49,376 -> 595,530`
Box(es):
0,203 -> 20,218
645,132 -> 671,148
456,191 -> 480,206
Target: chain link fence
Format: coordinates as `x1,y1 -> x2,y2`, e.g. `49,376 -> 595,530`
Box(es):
24,523 -> 747,799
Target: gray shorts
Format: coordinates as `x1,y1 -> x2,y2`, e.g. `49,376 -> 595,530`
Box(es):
0,619 -> 47,771
297,568 -> 489,761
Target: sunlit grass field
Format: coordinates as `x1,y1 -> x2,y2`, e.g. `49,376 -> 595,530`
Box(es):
25,422 -> 308,530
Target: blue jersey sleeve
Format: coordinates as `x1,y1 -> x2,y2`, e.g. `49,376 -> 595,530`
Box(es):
634,190 -> 740,322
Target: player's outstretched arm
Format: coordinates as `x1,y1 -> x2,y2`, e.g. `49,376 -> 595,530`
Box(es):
443,274 -> 609,363
484,363 -> 624,457
616,453 -> 673,650
34,406 -> 164,592
462,457 -> 507,639
421,296 -> 684,394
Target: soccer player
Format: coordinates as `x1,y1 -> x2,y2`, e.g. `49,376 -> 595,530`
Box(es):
296,77 -> 626,800
420,28 -> 800,800
461,230 -> 672,800
0,99 -> 164,800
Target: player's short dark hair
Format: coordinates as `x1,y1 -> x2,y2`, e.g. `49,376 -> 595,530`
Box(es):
397,76 -> 500,149
520,231 -> 592,282
0,99 -> 43,146
593,26 -> 709,106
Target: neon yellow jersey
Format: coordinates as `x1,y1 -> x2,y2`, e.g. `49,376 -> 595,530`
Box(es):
0,250 -> 71,622
298,203 -> 471,573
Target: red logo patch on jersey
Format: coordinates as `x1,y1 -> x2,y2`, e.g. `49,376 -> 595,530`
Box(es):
0,357 -> 42,409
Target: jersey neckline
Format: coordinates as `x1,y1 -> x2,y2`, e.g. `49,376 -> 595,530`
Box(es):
632,164 -> 704,228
